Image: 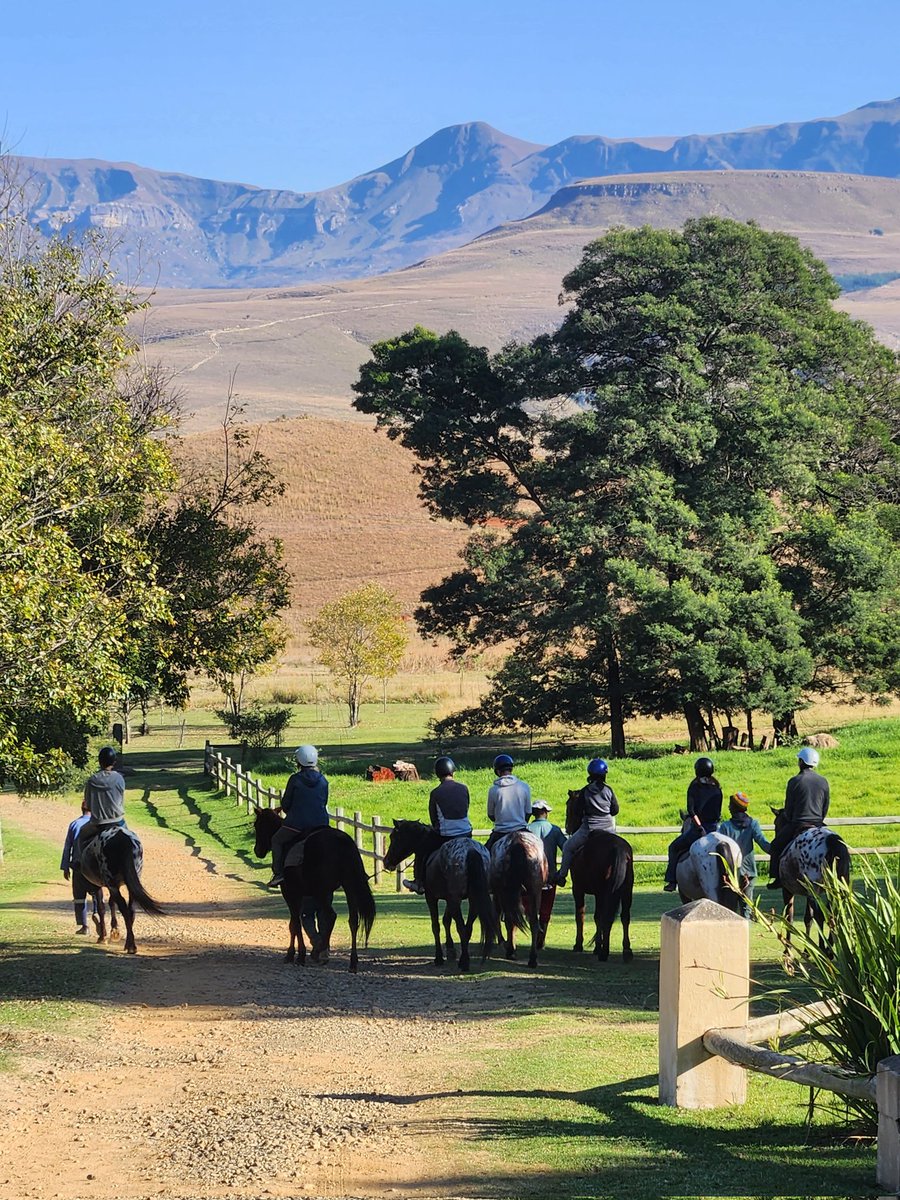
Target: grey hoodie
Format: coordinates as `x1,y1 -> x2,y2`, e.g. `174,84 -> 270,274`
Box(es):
84,770 -> 126,825
487,774 -> 532,832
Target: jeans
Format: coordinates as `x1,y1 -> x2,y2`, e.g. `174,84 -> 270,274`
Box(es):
664,825 -> 706,885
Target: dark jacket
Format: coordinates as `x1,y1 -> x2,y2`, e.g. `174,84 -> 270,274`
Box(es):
687,778 -> 723,832
784,769 -> 830,826
281,768 -> 329,831
428,778 -> 472,836
575,781 -> 619,832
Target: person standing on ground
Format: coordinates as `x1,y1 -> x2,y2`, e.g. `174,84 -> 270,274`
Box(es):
766,747 -> 830,889
556,758 -> 618,887
269,745 -> 330,886
485,754 -> 531,851
61,798 -> 93,934
404,755 -> 473,894
529,800 -> 567,946
76,746 -> 127,859
718,791 -> 771,916
663,757 -> 723,891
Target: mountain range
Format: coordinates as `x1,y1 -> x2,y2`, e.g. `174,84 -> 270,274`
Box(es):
17,96 -> 900,288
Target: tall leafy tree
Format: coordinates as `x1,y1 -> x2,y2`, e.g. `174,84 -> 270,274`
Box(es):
308,583 -> 408,727
354,219 -> 900,752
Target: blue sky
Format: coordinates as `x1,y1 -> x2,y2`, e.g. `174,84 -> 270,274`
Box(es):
5,0 -> 900,192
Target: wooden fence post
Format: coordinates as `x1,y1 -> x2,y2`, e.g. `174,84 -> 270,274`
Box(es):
334,806 -> 345,834
659,899 -> 750,1109
224,757 -> 234,800
373,816 -> 383,885
877,1055 -> 900,1191
353,811 -> 364,852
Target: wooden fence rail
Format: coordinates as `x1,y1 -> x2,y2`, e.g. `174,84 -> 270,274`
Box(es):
203,743 -> 900,886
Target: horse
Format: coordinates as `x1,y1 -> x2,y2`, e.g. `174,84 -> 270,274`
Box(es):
564,791 -> 634,963
673,816 -> 743,913
253,809 -> 376,973
79,827 -> 163,954
490,831 -> 547,968
771,807 -> 851,953
383,821 -> 494,972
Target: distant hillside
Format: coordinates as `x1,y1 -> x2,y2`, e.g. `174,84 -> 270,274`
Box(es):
17,96 -> 900,287
143,169 -> 900,427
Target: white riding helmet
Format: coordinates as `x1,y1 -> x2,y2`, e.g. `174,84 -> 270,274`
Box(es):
295,744 -> 318,768
798,746 -> 820,768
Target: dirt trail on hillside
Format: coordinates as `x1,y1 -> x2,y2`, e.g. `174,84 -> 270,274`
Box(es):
0,792 -> 522,1200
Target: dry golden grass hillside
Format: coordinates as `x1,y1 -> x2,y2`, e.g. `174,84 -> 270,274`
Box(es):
179,415 -> 470,645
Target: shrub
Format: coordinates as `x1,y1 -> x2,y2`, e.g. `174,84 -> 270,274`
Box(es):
216,702 -> 291,751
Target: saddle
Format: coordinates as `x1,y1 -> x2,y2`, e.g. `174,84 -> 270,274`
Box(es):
283,827 -> 326,871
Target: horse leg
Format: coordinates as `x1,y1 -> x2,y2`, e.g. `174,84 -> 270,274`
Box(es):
285,891 -> 306,966
93,890 -> 108,944
572,886 -> 586,952
285,915 -> 299,963
527,887 -> 540,969
443,907 -> 457,962
595,896 -> 611,963
108,889 -> 120,942
113,888 -> 137,954
451,903 -> 470,973
621,880 -> 634,963
782,891 -> 795,967
427,896 -> 444,965
347,902 -> 359,974
318,903 -> 337,966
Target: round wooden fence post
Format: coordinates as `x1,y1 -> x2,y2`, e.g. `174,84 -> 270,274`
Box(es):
659,898 -> 749,1109
373,816 -> 383,885
877,1055 -> 900,1192
353,811 -> 364,852
334,806 -> 345,834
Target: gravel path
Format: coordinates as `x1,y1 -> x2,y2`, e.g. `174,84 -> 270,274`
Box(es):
0,792 -> 528,1200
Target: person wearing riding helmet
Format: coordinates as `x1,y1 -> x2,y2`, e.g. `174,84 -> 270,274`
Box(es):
485,754 -> 531,851
555,758 -> 618,886
663,756 -> 723,891
718,792 -> 771,915
269,744 -> 329,886
403,756 -> 473,895
529,800 -> 567,946
766,747 -> 830,889
76,746 -> 127,859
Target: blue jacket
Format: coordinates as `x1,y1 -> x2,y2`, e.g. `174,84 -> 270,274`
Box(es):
718,814 -> 771,879
281,769 -> 330,831
61,814 -> 90,870
529,817 -> 567,870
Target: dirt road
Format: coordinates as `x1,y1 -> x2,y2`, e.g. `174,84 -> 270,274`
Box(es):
0,794 -> 525,1200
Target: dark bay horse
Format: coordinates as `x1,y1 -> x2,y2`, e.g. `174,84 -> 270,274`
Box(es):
253,809 -> 376,973
79,827 -> 163,954
384,821 -> 494,972
564,791 -> 634,962
490,831 -> 546,969
771,807 -> 851,952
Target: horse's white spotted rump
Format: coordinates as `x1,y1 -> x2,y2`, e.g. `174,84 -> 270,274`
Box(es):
781,827 -> 836,891
435,837 -> 490,876
676,831 -> 742,907
489,830 -> 547,883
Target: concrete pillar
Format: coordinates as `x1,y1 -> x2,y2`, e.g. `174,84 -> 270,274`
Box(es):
877,1055 -> 900,1192
659,898 -> 750,1108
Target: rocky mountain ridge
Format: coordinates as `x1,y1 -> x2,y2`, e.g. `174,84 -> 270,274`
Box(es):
16,96 -> 900,288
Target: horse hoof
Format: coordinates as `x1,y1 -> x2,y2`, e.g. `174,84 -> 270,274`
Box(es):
97,936 -> 107,945
126,946 -> 137,955
447,947 -> 457,961
283,953 -> 294,963
623,949 -> 634,963
433,956 -> 444,967
317,949 -> 329,965
110,929 -> 121,942
572,944 -> 583,953
597,952 -> 609,963
528,956 -> 538,969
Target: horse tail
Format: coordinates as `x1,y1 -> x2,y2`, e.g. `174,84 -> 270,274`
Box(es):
825,834 -> 852,884
121,847 -> 165,916
716,841 -> 743,914
339,838 -> 376,946
498,839 -> 529,932
601,838 -> 633,924
467,848 -> 495,961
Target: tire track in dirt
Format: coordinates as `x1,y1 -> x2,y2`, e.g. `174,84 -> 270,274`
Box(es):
0,792 -> 525,1200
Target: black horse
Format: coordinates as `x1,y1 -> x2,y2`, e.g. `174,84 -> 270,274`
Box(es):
253,809 -> 376,973
384,821 -> 495,972
565,791 -> 634,962
79,827 -> 163,954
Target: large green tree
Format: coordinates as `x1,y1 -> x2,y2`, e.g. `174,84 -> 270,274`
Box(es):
354,219 -> 900,753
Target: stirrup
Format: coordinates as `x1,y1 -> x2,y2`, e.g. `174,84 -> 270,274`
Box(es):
402,879 -> 425,894
268,875 -> 284,888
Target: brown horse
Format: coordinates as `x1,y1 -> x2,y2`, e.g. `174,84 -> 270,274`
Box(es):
489,831 -> 546,968
565,791 -> 635,962
253,808 -> 376,973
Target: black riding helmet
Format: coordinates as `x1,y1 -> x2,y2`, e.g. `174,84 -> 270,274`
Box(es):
694,756 -> 714,778
98,746 -> 118,768
434,756 -> 455,778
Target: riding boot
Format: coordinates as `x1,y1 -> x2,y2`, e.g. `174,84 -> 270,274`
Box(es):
73,901 -> 88,932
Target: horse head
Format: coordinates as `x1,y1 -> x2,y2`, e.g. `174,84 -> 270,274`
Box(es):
770,806 -> 787,835
383,819 -> 429,871
252,806 -> 283,858
565,790 -> 582,835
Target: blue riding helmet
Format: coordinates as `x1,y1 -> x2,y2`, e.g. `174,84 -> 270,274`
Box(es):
587,758 -> 609,778
493,753 -> 514,772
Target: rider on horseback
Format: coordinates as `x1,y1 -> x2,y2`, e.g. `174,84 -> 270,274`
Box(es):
268,745 -> 330,887
76,746 -> 126,859
663,757 -> 723,891
485,754 -> 532,851
766,747 -> 830,889
555,759 -> 617,886
403,756 -> 473,895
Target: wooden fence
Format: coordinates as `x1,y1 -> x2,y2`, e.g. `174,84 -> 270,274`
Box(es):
203,742 -> 900,887
659,899 -> 900,1191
